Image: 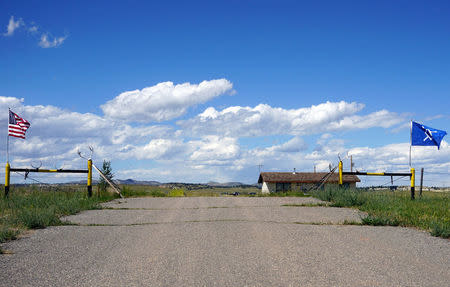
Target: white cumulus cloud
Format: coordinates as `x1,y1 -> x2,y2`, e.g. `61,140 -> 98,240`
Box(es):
269,137 -> 308,153
129,139 -> 186,160
0,96 -> 24,108
1,86 -> 447,185
189,136 -> 240,165
3,16 -> 67,47
3,16 -> 23,36
180,101 -> 405,137
38,34 -> 67,48
28,25 -> 38,33
101,79 -> 233,122
0,96 -> 179,167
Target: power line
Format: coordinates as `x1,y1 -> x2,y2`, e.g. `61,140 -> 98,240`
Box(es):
379,175 -> 409,187
423,171 -> 450,175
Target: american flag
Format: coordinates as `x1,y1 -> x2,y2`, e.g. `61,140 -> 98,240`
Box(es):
9,110 -> 31,139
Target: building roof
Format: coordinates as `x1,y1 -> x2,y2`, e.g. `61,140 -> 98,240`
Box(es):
258,172 -> 360,184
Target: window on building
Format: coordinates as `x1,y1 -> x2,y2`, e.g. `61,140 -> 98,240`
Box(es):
276,182 -> 291,192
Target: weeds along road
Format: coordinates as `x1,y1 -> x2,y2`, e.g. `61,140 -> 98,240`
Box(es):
1,197 -> 449,287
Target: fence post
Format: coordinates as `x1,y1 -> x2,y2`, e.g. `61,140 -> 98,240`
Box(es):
339,161 -> 343,187
410,168 -> 415,200
419,168 -> 424,198
5,162 -> 10,197
87,159 -> 92,197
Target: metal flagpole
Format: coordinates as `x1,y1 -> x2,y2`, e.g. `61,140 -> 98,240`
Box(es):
409,120 -> 412,168
6,108 -> 10,163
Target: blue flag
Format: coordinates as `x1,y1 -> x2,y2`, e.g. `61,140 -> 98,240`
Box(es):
411,121 -> 447,149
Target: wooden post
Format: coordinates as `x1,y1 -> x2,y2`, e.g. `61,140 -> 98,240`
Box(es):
87,159 -> 92,197
339,161 -> 343,187
419,167 -> 424,198
5,162 -> 10,197
410,168 -> 415,200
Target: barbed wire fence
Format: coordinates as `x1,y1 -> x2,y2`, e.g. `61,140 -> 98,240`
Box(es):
10,170 -> 86,193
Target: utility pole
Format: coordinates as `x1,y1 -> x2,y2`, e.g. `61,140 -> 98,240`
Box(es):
257,164 -> 264,187
257,164 -> 263,174
350,155 -> 353,172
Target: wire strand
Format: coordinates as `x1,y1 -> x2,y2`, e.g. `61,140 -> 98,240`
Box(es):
423,171 -> 450,175
12,171 -> 49,185
379,175 -> 409,187
11,171 -> 82,193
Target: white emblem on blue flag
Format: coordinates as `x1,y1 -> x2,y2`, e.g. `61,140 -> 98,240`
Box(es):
411,121 -> 447,149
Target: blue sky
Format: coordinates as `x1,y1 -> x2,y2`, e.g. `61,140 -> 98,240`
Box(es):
1,0 -> 449,186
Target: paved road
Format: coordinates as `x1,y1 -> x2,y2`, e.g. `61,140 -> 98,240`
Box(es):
1,197 -> 449,286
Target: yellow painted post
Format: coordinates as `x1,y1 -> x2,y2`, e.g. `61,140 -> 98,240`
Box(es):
5,162 -> 10,197
410,168 -> 415,200
87,159 -> 92,197
339,160 -> 343,186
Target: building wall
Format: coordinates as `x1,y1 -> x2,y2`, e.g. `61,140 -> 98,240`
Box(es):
261,182 -> 276,193
261,181 -> 356,193
291,183 -> 315,192
261,182 -> 270,194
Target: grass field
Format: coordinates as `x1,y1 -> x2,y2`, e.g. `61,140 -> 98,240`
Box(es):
121,185 -> 262,197
311,187 -> 450,238
0,185 -> 117,253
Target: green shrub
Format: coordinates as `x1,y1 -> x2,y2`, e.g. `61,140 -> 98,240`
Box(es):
0,225 -> 19,243
98,160 -> 114,193
0,187 -> 117,243
266,191 -> 309,197
311,187 -> 335,202
148,190 -> 167,197
14,207 -> 61,229
331,189 -> 367,207
361,214 -> 400,226
168,188 -> 185,197
430,221 -> 450,238
311,187 -> 449,239
121,186 -> 167,197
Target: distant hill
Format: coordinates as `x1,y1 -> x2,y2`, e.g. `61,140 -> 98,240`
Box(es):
113,179 -> 255,188
207,181 -> 249,187
115,179 -> 161,186
49,179 -> 257,188
163,182 -> 257,190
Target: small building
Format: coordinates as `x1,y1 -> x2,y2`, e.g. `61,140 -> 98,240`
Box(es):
258,172 -> 360,194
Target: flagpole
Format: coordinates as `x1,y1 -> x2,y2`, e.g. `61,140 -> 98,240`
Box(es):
7,108 -> 10,163
409,120 -> 412,168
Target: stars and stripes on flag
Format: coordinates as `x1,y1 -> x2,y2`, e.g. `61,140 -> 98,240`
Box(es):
8,110 -> 31,139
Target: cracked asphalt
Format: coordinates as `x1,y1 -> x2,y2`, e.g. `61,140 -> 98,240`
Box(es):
1,197 -> 449,286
